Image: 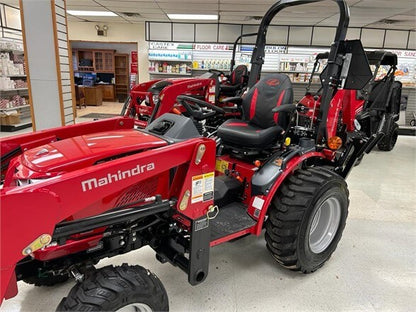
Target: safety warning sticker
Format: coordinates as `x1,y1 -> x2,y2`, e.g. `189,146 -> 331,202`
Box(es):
191,172 -> 215,203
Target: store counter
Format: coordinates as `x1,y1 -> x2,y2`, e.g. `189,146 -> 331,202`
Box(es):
83,86 -> 103,106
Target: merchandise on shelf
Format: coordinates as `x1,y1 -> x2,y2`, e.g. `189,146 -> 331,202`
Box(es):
0,52 -> 25,76
0,95 -> 27,109
0,110 -> 21,125
147,42 -> 416,86
0,77 -> 27,90
0,40 -> 24,52
149,61 -> 191,74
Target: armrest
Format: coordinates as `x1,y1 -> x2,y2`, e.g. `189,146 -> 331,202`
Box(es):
272,104 -> 297,113
220,96 -> 243,105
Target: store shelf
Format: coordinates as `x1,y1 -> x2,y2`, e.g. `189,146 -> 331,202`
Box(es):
0,104 -> 30,112
0,118 -> 32,132
0,88 -> 29,97
0,88 -> 28,92
149,72 -> 191,76
3,75 -> 27,78
0,48 -> 24,54
149,58 -> 192,62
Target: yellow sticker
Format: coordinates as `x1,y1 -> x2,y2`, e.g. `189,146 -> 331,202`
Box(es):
191,172 -> 215,204
215,160 -> 229,174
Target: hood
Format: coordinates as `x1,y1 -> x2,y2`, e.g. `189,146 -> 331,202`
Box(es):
21,130 -> 167,174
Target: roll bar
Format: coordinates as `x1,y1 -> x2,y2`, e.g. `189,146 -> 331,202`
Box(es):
248,0 -> 350,87
230,32 -> 257,72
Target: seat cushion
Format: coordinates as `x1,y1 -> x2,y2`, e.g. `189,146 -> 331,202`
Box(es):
219,84 -> 241,96
217,119 -> 283,148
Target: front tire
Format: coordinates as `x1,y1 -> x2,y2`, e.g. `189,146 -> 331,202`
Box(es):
265,168 -> 349,273
57,264 -> 168,312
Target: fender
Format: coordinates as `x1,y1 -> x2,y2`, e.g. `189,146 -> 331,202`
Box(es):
250,150 -> 326,235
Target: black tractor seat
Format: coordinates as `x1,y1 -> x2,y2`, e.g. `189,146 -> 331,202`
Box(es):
218,120 -> 282,148
219,64 -> 249,97
217,74 -> 293,150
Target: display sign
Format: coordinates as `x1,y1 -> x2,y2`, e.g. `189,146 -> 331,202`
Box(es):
130,51 -> 138,75
193,44 -> 232,51
387,50 -> 416,58
265,45 -> 287,54
240,45 -> 286,53
149,42 -> 192,50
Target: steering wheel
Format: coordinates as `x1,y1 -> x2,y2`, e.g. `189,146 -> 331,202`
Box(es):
208,69 -> 227,77
176,95 -> 225,121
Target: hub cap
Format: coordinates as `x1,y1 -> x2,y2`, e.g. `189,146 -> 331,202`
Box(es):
116,303 -> 153,312
309,196 -> 341,254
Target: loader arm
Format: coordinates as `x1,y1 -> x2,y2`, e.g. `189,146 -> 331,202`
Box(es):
1,132 -> 216,303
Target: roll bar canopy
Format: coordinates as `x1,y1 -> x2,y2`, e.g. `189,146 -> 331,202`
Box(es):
248,0 -> 350,87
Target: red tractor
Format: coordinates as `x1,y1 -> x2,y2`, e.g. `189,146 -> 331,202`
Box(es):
0,0 -> 395,311
121,33 -> 255,129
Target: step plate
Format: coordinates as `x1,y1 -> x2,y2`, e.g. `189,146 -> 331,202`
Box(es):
210,202 -> 256,242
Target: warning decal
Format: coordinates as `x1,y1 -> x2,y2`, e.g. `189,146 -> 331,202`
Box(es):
191,172 -> 215,203
215,159 -> 229,174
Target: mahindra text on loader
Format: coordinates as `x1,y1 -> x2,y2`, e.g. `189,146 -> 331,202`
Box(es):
0,0 -> 402,311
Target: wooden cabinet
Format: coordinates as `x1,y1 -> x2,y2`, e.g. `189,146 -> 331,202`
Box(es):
93,50 -> 114,72
84,87 -> 103,106
98,84 -> 115,101
76,50 -> 94,72
73,49 -> 114,73
114,54 -> 129,101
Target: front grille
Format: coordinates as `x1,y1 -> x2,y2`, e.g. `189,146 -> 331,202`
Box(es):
114,177 -> 158,208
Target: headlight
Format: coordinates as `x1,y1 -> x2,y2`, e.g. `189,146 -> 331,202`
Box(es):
16,178 -> 48,186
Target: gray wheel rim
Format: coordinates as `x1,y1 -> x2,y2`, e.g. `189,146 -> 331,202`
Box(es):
116,303 -> 153,312
309,196 -> 341,254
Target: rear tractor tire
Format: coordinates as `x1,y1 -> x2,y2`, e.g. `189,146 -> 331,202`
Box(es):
378,122 -> 399,151
57,264 -> 169,312
265,168 -> 349,273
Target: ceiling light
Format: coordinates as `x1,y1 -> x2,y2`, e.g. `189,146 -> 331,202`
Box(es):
67,10 -> 117,17
167,14 -> 218,20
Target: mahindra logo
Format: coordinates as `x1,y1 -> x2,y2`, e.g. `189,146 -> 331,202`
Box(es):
187,82 -> 202,89
81,162 -> 155,192
266,79 -> 280,86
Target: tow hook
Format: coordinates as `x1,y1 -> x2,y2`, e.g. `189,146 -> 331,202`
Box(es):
69,266 -> 84,283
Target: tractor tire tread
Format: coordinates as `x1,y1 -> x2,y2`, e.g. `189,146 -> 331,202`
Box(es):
265,167 -> 349,273
56,264 -> 168,311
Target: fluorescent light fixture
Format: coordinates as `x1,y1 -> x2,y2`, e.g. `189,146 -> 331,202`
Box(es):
67,10 -> 117,17
167,14 -> 218,20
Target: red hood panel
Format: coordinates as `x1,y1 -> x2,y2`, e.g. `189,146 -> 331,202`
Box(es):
22,130 -> 167,174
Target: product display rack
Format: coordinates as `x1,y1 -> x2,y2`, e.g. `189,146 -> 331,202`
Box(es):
0,39 -> 32,132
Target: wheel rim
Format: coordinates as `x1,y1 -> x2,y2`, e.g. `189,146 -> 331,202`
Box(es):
116,303 -> 153,312
309,196 -> 341,254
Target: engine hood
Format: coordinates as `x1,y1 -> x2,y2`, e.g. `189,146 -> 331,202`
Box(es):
21,130 -> 167,174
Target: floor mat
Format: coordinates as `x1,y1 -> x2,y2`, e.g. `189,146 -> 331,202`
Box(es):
79,113 -> 119,119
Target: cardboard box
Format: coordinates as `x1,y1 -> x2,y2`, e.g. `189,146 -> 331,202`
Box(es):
0,111 -> 21,125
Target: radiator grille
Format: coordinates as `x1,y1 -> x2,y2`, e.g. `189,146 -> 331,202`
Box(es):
114,177 -> 158,207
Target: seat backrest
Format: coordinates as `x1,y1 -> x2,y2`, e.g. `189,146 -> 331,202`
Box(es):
229,65 -> 248,86
366,78 -> 393,111
242,74 -> 293,129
